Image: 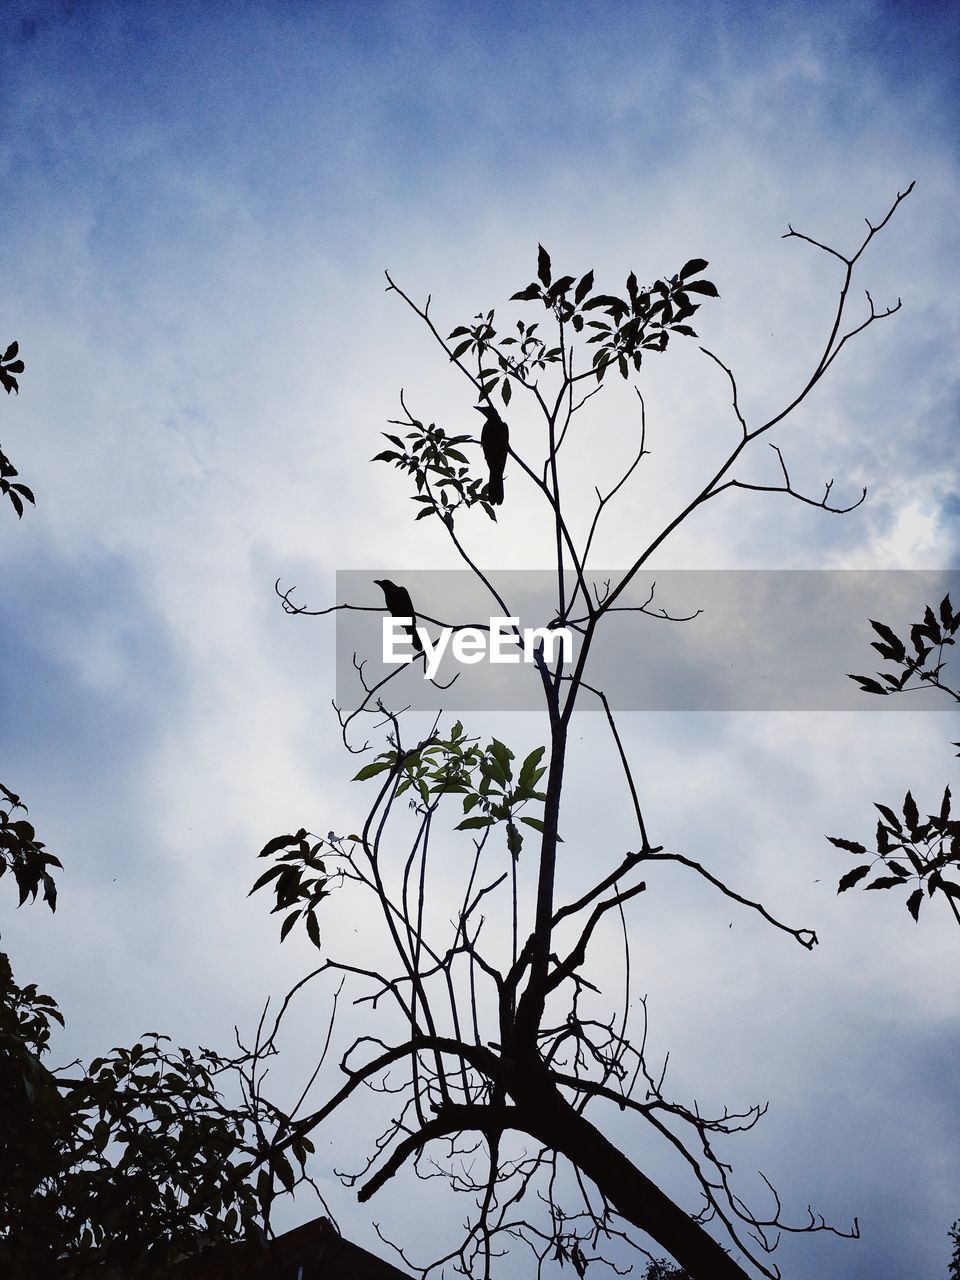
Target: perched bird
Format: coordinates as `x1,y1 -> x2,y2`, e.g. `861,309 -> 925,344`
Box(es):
475,404 -> 509,506
374,578 -> 423,652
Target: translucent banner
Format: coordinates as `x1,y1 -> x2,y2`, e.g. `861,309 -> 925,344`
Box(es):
335,570 -> 960,712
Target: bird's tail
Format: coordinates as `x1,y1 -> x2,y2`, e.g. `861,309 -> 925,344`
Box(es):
488,476 -> 504,505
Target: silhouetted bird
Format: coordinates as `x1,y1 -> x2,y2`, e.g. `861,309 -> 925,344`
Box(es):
374,578 -> 423,652
475,404 -> 509,506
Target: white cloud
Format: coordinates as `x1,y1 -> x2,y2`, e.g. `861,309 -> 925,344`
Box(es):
1,2 -> 958,1274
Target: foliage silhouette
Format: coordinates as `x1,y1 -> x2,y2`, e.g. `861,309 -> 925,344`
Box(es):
0,339 -> 34,518
830,593 -> 960,930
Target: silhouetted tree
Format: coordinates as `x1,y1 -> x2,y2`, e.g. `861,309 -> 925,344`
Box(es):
260,186 -> 915,1279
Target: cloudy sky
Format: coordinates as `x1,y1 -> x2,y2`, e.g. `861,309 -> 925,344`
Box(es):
1,1 -> 958,1276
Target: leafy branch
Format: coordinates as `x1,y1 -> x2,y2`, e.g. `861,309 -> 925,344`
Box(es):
0,340 -> 35,519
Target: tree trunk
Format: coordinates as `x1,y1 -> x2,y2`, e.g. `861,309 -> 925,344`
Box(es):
508,1065 -> 751,1280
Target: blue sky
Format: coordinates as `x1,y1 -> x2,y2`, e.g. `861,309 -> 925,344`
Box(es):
1,2 -> 959,1276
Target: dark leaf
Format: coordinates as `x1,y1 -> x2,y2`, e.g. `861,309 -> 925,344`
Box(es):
305,910 -> 322,949
249,865 -> 285,895
279,910 -> 300,942
42,873 -> 57,911
827,835 -> 868,854
506,822 -> 523,860
537,244 -> 552,288
837,865 -> 872,892
518,745 -> 546,791
906,887 -> 923,921
511,283 -> 542,302
582,293 -> 626,311
875,803 -> 903,831
903,790 -> 919,833
683,279 -> 719,297
847,674 -> 888,695
2,341 -> 18,362
910,623 -> 929,655
353,760 -> 391,781
258,831 -> 306,860
575,270 -> 594,304
679,258 -> 709,280
870,641 -> 901,662
865,875 -> 907,890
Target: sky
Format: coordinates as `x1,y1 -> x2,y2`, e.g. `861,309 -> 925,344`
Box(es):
1,0 -> 959,1276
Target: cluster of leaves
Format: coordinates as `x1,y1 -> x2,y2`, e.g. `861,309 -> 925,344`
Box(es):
373,415 -> 498,525
551,1245 -> 687,1280
450,305 -> 560,404
950,1217 -> 960,1280
830,786 -> 960,922
0,341 -> 24,395
848,594 -> 959,701
835,595 -> 960,924
250,828 -> 333,951
448,245 -> 719,402
0,948 -> 63,1063
0,340 -> 34,519
1,1014 -> 309,1275
0,449 -> 34,520
0,796 -> 300,1275
554,1235 -> 589,1277
355,722 -> 548,861
0,950 -> 68,1276
0,783 -> 63,914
